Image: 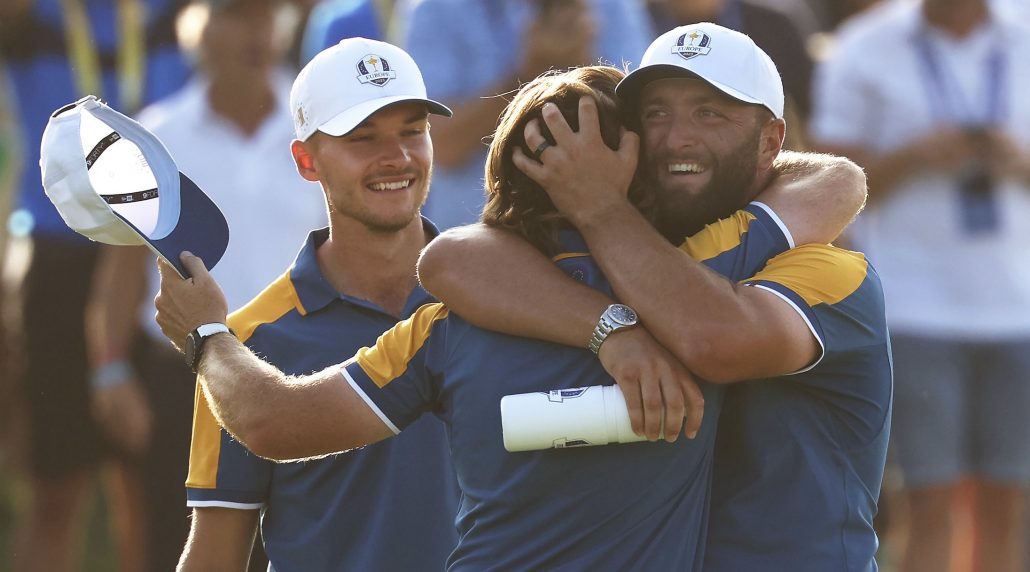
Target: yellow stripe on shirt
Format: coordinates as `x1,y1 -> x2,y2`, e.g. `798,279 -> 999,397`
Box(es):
678,209 -> 757,263
356,302 -> 449,388
186,271 -> 301,489
746,244 -> 869,306
552,252 -> 590,262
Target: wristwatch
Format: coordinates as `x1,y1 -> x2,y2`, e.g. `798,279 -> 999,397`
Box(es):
587,304 -> 638,354
184,323 -> 233,373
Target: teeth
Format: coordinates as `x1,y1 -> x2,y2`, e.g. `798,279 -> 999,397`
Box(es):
370,180 -> 411,191
669,162 -> 704,174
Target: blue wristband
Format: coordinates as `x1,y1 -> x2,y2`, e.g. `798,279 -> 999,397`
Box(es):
90,360 -> 134,391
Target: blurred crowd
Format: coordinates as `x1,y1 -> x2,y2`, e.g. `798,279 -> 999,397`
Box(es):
1,0 -> 1029,570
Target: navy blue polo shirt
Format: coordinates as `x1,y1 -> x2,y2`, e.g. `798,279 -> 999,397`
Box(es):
186,225 -> 460,572
343,203 -> 792,571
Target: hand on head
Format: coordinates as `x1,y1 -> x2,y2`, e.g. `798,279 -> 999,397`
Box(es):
155,252 -> 228,352
512,96 -> 639,225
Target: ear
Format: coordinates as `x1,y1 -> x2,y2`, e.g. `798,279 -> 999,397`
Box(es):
291,139 -> 319,182
756,117 -> 786,172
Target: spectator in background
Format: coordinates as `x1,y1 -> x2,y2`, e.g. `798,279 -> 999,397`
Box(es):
647,0 -> 814,149
395,0 -> 653,229
86,0 -> 326,569
300,0 -> 386,63
0,0 -> 190,569
812,0 -> 1030,570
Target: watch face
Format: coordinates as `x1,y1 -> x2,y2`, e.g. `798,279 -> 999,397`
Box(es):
608,304 -> 637,326
184,332 -> 198,371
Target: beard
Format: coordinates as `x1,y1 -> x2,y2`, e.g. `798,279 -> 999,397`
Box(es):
650,134 -> 760,243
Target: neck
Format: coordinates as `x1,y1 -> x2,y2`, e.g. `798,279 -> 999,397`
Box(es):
207,75 -> 275,136
923,0 -> 989,38
315,215 -> 428,317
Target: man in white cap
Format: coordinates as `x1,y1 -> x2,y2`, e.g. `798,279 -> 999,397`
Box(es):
418,23 -> 892,571
173,37 -> 459,570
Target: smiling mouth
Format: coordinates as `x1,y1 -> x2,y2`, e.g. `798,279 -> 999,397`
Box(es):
668,161 -> 706,175
368,178 -> 414,192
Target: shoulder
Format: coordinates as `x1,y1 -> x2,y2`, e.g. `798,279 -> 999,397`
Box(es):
749,245 -> 875,307
228,271 -> 302,343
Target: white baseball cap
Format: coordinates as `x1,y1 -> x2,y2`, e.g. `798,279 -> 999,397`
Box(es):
40,95 -> 229,278
290,37 -> 452,141
617,23 -> 784,119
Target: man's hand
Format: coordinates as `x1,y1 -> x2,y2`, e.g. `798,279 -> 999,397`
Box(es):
513,96 -> 639,225
91,378 -> 153,456
155,252 -> 228,352
597,328 -> 704,442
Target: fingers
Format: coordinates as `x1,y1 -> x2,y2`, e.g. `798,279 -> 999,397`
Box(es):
180,251 -> 210,281
617,378 -> 645,437
638,374 -> 663,442
540,102 -> 575,146
523,118 -> 547,157
577,96 -> 601,142
512,147 -> 547,185
658,374 -> 686,443
679,373 -> 705,440
618,129 -> 640,165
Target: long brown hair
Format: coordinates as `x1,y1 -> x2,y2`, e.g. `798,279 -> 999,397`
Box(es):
481,66 -> 653,256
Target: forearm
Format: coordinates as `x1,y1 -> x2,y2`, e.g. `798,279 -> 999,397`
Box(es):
177,507 -> 258,572
574,203 -> 758,382
760,151 -> 867,245
196,335 -> 389,460
418,225 -> 611,347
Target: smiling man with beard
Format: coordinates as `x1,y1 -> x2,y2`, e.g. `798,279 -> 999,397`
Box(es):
418,23 -> 893,571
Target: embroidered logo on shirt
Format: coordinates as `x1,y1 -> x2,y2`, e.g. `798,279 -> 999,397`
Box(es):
356,54 -> 396,86
672,30 -> 712,60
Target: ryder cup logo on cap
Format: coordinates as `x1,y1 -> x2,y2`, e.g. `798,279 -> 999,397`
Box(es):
291,37 -> 452,141
356,54 -> 395,86
616,23 -> 785,119
40,96 -> 229,278
673,29 -> 713,60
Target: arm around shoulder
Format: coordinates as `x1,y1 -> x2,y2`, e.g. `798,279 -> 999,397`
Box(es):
760,151 -> 867,245
418,224 -> 612,348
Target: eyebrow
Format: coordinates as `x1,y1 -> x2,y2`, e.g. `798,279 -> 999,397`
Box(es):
350,110 -> 430,132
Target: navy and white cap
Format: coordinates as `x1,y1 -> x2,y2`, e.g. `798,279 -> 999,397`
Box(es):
291,37 -> 452,141
40,95 -> 229,278
617,23 -> 785,119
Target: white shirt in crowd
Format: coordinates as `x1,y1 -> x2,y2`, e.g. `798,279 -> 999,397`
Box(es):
812,0 -> 1030,340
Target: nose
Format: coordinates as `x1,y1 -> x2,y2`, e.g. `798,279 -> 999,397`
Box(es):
666,114 -> 701,150
376,137 -> 411,168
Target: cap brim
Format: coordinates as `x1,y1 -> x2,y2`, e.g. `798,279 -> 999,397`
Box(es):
616,64 -> 767,112
316,96 -> 452,138
113,172 -> 229,279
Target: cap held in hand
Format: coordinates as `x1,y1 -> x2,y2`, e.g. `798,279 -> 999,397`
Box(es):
40,95 -> 229,278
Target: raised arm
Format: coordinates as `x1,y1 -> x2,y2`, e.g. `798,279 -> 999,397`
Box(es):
154,254 -> 391,461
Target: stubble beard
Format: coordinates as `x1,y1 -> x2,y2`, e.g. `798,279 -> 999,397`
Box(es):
328,168 -> 432,234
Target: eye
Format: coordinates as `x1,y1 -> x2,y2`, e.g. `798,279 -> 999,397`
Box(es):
346,133 -> 373,143
641,107 -> 669,121
697,108 -> 723,119
403,126 -> 426,137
